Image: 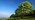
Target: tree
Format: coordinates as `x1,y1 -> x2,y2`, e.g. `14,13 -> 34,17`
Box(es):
15,1 -> 33,19
10,14 -> 16,18
10,1 -> 32,19
15,1 -> 32,16
32,10 -> 35,17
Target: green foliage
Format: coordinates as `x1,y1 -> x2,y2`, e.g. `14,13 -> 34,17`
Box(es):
19,1 -> 32,8
15,1 -> 32,15
10,1 -> 33,19
10,14 -> 15,18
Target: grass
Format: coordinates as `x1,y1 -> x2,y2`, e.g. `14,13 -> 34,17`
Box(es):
0,18 -> 8,20
0,18 -> 35,20
7,18 -> 35,20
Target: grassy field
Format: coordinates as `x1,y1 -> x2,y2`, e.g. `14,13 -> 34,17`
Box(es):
0,18 -> 8,20
7,18 -> 35,20
0,18 -> 35,20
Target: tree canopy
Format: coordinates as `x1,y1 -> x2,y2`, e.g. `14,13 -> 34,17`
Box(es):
15,1 -> 32,15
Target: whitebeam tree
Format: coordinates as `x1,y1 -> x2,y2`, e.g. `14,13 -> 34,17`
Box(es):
15,1 -> 32,15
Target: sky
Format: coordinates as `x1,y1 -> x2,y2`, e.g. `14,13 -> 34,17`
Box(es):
0,0 -> 35,18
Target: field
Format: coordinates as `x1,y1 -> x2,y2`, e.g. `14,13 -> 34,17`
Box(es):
7,18 -> 35,20
0,18 -> 7,20
0,18 -> 35,20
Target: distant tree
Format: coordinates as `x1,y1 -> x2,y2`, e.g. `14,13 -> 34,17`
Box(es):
29,10 -> 35,18
32,10 -> 35,17
10,14 -> 15,18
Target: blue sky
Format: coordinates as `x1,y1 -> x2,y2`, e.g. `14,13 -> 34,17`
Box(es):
0,0 -> 35,18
